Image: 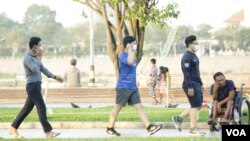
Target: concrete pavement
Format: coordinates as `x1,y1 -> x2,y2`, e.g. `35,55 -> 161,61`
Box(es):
0,102 -> 209,109
0,121 -> 211,129
0,128 -> 221,139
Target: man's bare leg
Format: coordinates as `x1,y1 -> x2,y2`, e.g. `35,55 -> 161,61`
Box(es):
134,103 -> 150,128
108,104 -> 123,128
190,108 -> 199,129
222,100 -> 233,122
180,108 -> 191,118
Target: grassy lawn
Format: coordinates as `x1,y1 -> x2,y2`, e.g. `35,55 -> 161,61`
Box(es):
0,107 -> 209,122
0,137 -> 220,141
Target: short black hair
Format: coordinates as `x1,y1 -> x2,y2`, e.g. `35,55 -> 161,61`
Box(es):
159,66 -> 165,73
150,58 -> 156,64
185,35 -> 196,48
123,36 -> 136,48
71,59 -> 77,66
164,67 -> 169,73
213,72 -> 224,80
29,37 -> 41,49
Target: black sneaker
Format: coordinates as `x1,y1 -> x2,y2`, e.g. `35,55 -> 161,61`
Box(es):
147,124 -> 162,135
172,116 -> 182,132
106,127 -> 121,136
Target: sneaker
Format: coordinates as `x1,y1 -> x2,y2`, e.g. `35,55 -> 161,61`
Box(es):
172,116 -> 182,132
106,127 -> 121,136
9,132 -> 23,139
189,128 -> 206,136
147,124 -> 162,135
46,131 -> 60,138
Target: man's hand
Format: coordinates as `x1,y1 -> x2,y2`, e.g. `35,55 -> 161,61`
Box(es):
36,48 -> 43,61
188,88 -> 194,97
213,82 -> 220,91
53,75 -> 63,83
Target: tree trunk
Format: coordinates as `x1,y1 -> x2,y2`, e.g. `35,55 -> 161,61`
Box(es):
136,23 -> 145,64
101,4 -> 120,78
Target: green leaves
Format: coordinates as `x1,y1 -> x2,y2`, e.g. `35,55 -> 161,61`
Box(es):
126,0 -> 180,28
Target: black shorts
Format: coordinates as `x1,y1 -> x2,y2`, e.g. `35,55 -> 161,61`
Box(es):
183,82 -> 203,108
116,88 -> 141,106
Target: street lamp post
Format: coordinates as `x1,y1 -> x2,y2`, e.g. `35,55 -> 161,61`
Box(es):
82,9 -> 95,87
88,9 -> 95,86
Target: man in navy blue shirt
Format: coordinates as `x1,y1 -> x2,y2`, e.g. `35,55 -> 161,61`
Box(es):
106,36 -> 162,136
208,72 -> 236,124
172,35 -> 205,135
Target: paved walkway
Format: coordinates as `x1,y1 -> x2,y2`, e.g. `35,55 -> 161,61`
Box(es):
0,102 -> 209,109
0,129 -> 221,139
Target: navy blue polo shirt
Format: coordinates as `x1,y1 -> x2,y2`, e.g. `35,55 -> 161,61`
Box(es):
181,51 -> 203,88
217,80 -> 236,101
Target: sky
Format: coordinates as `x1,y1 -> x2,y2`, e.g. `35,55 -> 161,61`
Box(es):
0,0 -> 249,28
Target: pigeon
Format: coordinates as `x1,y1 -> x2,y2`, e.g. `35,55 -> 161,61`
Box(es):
70,103 -> 80,108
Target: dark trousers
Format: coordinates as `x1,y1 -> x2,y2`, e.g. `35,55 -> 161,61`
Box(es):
11,82 -> 52,132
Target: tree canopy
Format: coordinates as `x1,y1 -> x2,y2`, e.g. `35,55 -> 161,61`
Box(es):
73,0 -> 180,76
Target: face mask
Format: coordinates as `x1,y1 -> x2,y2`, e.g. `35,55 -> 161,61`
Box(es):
194,45 -> 200,51
133,44 -> 137,51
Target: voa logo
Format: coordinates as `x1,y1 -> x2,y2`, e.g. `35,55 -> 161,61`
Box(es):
226,129 -> 246,136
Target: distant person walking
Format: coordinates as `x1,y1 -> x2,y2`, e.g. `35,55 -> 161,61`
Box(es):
64,59 -> 81,87
172,35 -> 205,135
106,36 -> 162,136
9,37 -> 63,138
147,58 -> 159,105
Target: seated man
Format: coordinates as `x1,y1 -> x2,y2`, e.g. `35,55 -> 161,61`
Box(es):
208,72 -> 236,124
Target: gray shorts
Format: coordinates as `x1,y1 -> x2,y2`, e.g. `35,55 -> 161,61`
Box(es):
116,88 -> 141,106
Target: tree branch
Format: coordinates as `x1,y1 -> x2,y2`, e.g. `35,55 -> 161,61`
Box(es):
101,4 -> 116,51
123,22 -> 129,36
129,18 -> 137,36
73,0 -> 102,16
119,1 -> 127,29
115,3 -> 120,29
106,21 -> 116,33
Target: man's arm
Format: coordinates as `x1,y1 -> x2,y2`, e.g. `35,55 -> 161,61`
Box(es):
40,63 -> 54,78
182,58 -> 192,88
64,71 -> 67,81
127,46 -> 135,65
199,77 -> 203,86
218,90 -> 235,105
24,56 -> 40,73
77,70 -> 81,84
212,83 -> 219,100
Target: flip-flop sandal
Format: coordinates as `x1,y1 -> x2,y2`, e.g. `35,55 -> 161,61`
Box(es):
9,132 -> 23,138
46,132 -> 61,138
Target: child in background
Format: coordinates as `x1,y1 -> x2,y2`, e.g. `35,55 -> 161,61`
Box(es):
157,66 -> 167,104
147,58 -> 159,105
